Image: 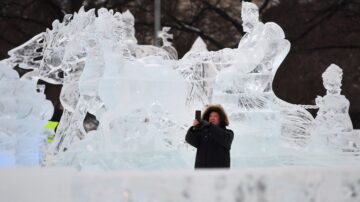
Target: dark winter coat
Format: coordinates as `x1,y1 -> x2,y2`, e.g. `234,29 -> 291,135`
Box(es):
185,121 -> 234,168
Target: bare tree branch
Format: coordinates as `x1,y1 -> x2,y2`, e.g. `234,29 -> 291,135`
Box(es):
301,45 -> 360,52
202,0 -> 244,34
190,6 -> 209,26
165,15 -> 224,49
0,34 -> 17,46
0,15 -> 50,27
41,0 -> 65,17
291,0 -> 348,43
259,0 -> 271,14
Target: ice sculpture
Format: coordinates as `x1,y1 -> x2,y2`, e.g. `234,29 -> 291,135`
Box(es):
47,51 -> 191,169
0,61 -> 53,166
211,2 -> 296,161
312,64 -> 360,153
237,2 -> 290,74
13,8 -> 180,155
9,8 -> 189,169
55,9 -> 133,152
315,64 -> 353,132
2,3 -> 359,170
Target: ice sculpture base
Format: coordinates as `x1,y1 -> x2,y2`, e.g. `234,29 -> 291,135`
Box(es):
2,166 -> 360,202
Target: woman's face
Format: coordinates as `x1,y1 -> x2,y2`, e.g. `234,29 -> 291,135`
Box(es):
209,112 -> 221,126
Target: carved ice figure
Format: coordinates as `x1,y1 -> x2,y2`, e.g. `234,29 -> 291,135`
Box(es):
158,27 -> 178,59
213,1 -> 290,110
52,8 -> 139,153
315,64 -> 352,132
3,7 -> 181,156
179,2 -> 291,116
48,52 -> 190,169
312,64 -> 360,153
23,6 -> 190,165
50,8 -> 159,154
0,62 -> 53,166
211,2 -> 293,160
48,8 -> 97,153
237,1 -> 290,74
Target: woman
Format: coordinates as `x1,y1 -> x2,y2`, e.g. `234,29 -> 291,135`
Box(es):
185,104 -> 234,168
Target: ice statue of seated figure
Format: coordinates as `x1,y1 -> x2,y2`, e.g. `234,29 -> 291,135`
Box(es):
213,2 -> 290,111
313,64 -> 359,152
213,2 -> 290,112
237,1 -> 290,75
212,2 -> 290,160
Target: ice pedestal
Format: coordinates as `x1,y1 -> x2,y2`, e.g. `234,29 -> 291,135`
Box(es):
2,166 -> 360,202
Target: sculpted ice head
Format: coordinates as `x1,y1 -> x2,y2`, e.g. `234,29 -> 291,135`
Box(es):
241,1 -> 260,33
322,64 -> 343,95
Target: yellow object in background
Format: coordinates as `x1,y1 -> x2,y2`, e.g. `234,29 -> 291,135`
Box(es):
45,121 -> 58,143
45,121 -> 59,130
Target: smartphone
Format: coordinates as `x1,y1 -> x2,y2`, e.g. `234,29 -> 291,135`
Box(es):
195,110 -> 201,121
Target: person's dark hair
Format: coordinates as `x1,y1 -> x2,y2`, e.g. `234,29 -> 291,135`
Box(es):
202,104 -> 229,127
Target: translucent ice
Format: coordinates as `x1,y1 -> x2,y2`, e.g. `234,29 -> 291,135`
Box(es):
0,61 -> 53,166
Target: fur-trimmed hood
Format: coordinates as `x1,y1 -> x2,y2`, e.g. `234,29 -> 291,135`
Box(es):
202,104 -> 229,127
